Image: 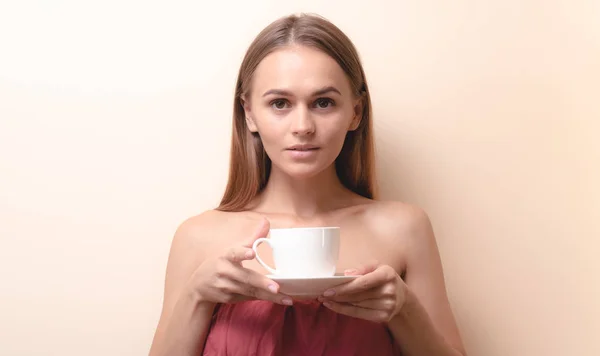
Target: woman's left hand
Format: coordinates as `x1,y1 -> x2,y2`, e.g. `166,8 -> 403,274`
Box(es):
318,262 -> 407,323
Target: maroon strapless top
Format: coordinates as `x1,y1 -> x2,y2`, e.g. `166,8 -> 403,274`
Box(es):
203,300 -> 402,356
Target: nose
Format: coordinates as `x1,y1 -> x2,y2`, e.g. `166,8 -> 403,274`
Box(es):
290,106 -> 315,136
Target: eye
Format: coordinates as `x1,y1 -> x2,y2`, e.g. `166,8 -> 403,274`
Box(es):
270,99 -> 290,110
314,98 -> 335,109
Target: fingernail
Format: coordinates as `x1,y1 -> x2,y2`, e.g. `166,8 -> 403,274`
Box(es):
345,269 -> 357,275
282,297 -> 293,306
245,250 -> 254,258
323,289 -> 335,297
267,284 -> 278,293
323,302 -> 331,308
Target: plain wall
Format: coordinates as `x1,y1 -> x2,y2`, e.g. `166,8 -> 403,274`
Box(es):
1,1 -> 598,355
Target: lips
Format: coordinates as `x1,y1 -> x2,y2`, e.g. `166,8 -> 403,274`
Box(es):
286,144 -> 319,151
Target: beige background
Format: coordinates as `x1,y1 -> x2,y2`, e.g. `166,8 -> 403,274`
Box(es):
1,1 -> 598,355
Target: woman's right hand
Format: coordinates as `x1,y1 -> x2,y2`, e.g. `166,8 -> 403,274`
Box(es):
186,218 -> 293,306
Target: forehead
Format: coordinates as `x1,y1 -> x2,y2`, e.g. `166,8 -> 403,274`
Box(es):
251,45 -> 352,97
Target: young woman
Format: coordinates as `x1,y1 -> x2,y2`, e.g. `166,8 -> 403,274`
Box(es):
149,13 -> 466,356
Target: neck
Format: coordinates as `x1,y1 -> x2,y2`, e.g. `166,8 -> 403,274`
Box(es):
253,164 -> 350,218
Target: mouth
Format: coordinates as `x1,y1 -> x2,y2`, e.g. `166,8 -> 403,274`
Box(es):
286,144 -> 320,151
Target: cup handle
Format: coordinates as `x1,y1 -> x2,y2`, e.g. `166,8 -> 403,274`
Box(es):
251,238 -> 277,275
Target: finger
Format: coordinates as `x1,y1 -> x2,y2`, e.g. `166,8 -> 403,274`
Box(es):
228,263 -> 282,295
323,281 -> 398,303
215,279 -> 292,306
216,258 -> 280,295
321,285 -> 384,303
229,270 -> 293,306
242,217 -> 270,248
349,297 -> 397,313
344,259 -> 380,276
224,246 -> 255,263
216,256 -> 274,292
322,300 -> 389,323
244,290 -> 293,306
324,267 -> 391,297
232,269 -> 293,305
228,286 -> 293,306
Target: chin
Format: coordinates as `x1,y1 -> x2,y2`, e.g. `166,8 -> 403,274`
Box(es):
273,161 -> 332,180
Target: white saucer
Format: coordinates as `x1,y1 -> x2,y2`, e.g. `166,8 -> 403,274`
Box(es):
267,273 -> 358,297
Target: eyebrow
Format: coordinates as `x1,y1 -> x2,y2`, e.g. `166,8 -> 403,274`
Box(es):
262,86 -> 342,97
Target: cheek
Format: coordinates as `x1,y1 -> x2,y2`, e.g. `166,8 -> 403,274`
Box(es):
257,128 -> 278,149
330,130 -> 350,156
323,113 -> 353,144
253,119 -> 284,154
251,110 -> 278,139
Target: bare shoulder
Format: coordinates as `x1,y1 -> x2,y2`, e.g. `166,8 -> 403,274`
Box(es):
363,200 -> 433,242
174,210 -> 223,241
359,200 -> 437,265
171,210 -> 226,256
166,210 -> 227,282
172,209 -> 263,257
362,201 -> 465,353
366,202 -> 465,353
162,209 -> 263,304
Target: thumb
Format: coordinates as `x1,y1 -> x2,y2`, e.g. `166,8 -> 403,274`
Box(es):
344,259 -> 380,276
243,217 -> 270,247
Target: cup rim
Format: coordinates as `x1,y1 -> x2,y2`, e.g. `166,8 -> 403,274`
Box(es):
270,226 -> 340,231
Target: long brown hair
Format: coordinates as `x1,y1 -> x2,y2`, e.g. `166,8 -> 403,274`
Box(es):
218,13 -> 377,212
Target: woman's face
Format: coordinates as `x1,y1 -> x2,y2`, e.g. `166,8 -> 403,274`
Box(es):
244,45 -> 362,179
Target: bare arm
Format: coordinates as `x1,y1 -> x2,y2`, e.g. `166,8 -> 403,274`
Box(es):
387,208 -> 466,356
319,205 -> 466,355
149,214 -> 215,356
149,214 -> 288,356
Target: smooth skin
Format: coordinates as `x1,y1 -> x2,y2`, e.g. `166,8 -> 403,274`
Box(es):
149,45 -> 466,356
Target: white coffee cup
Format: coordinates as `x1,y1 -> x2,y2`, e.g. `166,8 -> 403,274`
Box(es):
252,227 -> 340,278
